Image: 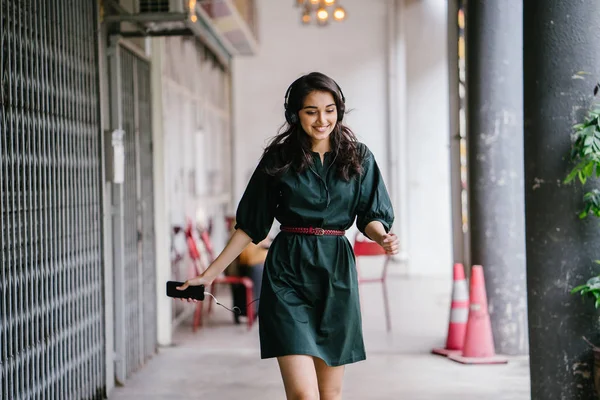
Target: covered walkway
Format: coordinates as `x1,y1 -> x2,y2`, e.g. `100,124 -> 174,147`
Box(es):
4,0 -> 599,398
110,270 -> 530,400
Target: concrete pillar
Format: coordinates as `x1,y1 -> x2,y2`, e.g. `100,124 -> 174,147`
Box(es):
150,37 -> 172,347
524,1 -> 600,398
465,0 -> 528,355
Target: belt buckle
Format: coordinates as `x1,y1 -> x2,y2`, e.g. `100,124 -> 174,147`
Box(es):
313,227 -> 325,236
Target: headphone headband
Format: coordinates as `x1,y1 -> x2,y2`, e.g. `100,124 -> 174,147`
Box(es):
283,75 -> 346,125
284,78 -> 346,110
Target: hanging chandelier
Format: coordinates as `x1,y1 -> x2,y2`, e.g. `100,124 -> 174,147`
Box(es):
295,0 -> 347,26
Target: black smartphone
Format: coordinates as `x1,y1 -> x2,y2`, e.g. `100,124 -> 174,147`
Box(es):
166,281 -> 205,301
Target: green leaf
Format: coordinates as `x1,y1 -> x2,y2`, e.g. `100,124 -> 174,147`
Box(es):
587,276 -> 600,287
572,284 -> 588,294
584,125 -> 597,137
585,163 -> 595,177
565,168 -> 580,184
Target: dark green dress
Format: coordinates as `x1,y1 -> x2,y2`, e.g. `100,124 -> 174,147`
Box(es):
235,143 -> 394,367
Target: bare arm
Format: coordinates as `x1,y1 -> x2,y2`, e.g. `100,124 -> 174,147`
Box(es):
177,228 -> 253,289
365,221 -> 399,255
205,228 -> 254,279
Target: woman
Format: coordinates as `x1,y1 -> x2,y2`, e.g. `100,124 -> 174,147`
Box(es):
178,72 -> 398,400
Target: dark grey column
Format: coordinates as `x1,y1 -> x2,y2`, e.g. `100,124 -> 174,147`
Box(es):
524,1 -> 600,399
466,1 -> 528,355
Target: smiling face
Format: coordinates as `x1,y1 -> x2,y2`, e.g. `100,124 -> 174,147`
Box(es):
298,90 -> 338,149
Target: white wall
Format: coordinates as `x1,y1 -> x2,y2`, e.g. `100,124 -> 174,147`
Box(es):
232,0 -> 454,277
232,0 -> 390,199
152,35 -> 234,342
401,0 -> 453,276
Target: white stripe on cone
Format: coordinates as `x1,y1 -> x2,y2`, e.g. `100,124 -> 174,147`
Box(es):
452,280 -> 469,302
450,307 -> 469,323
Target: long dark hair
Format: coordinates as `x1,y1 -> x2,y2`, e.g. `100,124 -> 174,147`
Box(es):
262,72 -> 363,181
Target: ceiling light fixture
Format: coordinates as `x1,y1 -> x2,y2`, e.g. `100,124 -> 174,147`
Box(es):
333,6 -> 345,21
294,0 -> 347,26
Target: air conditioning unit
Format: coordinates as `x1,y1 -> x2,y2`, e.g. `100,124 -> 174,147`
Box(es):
104,0 -> 194,33
115,0 -> 189,15
104,0 -> 232,64
138,0 -> 183,13
104,0 -> 258,61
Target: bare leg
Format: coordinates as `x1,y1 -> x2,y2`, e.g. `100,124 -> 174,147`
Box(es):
314,357 -> 345,400
277,355 -> 320,400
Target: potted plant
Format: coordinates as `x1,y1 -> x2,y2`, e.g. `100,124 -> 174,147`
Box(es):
571,272 -> 600,308
565,102 -> 600,219
566,90 -> 600,398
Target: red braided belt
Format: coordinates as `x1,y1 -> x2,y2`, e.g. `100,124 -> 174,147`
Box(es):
280,226 -> 346,236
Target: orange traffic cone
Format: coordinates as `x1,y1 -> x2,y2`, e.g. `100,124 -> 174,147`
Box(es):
432,263 -> 469,357
448,265 -> 508,364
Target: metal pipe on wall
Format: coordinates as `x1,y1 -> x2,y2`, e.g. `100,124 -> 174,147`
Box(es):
447,0 -> 466,267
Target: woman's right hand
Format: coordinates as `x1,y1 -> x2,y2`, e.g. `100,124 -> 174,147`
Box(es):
176,273 -> 214,302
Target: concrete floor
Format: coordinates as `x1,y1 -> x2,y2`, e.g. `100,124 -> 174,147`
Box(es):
109,262 -> 531,400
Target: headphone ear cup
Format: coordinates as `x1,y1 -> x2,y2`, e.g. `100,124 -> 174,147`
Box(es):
285,109 -> 298,125
337,104 -> 345,122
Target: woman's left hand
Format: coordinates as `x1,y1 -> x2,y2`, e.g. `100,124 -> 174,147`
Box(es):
379,233 -> 399,255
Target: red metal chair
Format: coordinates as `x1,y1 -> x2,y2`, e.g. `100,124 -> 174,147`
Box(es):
353,232 -> 392,332
182,220 -> 207,331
